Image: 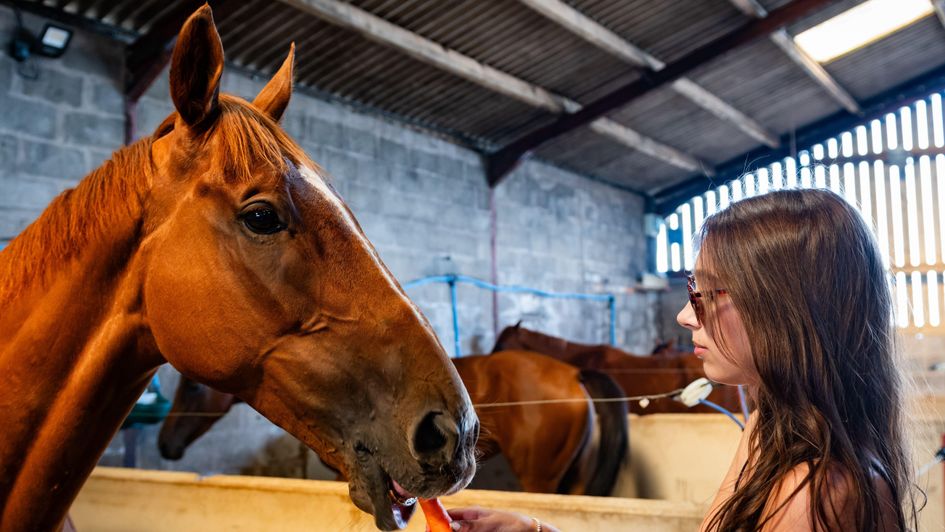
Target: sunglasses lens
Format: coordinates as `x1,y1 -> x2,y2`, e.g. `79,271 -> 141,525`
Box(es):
690,294 -> 703,324
687,275 -> 703,324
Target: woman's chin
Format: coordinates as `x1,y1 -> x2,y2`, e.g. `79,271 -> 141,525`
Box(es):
702,361 -> 747,387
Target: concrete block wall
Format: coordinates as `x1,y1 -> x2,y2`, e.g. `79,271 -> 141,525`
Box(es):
0,7 -> 124,244
0,8 -> 657,479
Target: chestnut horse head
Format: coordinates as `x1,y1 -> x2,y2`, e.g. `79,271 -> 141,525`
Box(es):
161,351 -> 630,498
491,320 -> 524,352
158,375 -> 242,461
492,322 -> 582,360
0,6 -> 475,530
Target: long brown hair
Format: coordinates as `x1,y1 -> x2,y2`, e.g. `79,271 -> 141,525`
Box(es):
698,189 -> 918,531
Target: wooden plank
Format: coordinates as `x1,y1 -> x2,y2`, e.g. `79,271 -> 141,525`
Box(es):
934,0 -> 945,31
589,119 -> 709,174
727,0 -> 769,18
280,0 -> 564,112
518,0 -> 779,147
669,78 -> 779,147
73,467 -> 705,532
279,0 -> 710,173
769,29 -> 862,114
517,0 -> 662,69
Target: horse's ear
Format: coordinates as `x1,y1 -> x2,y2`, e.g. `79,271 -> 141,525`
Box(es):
253,43 -> 294,122
169,4 -> 224,129
513,320 -> 523,329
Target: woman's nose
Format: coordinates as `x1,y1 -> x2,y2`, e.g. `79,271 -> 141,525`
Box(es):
677,301 -> 699,330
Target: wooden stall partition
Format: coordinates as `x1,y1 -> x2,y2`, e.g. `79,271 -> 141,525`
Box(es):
71,467 -> 704,531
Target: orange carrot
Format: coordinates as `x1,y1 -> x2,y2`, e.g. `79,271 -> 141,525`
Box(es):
419,498 -> 452,532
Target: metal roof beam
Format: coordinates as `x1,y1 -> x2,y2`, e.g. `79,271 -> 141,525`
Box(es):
483,0 -> 834,187
769,29 -> 861,114
279,0 -> 710,178
518,0 -> 779,148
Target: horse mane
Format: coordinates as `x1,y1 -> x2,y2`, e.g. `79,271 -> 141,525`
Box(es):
0,94 -> 317,306
0,140 -> 151,305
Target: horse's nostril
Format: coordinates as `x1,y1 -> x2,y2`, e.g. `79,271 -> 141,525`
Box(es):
413,411 -> 450,456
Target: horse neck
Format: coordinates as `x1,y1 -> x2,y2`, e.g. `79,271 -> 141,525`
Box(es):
517,331 -> 604,367
0,143 -> 162,529
451,357 -> 500,453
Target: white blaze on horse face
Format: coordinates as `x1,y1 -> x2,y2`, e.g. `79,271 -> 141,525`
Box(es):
296,164 -> 426,322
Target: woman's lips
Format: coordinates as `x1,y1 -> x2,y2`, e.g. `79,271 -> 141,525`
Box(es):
694,345 -> 707,358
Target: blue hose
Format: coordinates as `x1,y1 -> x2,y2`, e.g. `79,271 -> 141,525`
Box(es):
448,278 -> 461,358
403,274 -> 617,356
737,385 -> 750,423
698,399 -> 745,430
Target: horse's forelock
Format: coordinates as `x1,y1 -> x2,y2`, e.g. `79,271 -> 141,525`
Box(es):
211,95 -> 310,184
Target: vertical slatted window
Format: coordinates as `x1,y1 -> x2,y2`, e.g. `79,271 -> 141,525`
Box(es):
799,152 -> 811,188
896,271 -> 909,328
890,165 -> 906,268
929,271 -> 940,327
905,160 -> 921,267
785,158 -> 798,188
874,161 -> 890,268
858,162 -> 872,229
871,119 -> 884,154
653,90 -> 945,330
932,94 -> 944,147
920,156 -> 936,265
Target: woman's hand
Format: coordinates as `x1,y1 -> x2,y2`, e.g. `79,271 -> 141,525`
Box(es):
441,506 -> 556,532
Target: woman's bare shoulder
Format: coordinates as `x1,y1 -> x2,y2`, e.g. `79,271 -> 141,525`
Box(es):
760,462 -> 898,531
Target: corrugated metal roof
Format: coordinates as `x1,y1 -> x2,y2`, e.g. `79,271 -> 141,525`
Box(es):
563,0 -> 750,64
350,0 -> 641,104
609,86 -> 761,165
13,0 -> 945,198
825,15 -> 945,101
537,128 -> 685,192
688,37 -> 844,136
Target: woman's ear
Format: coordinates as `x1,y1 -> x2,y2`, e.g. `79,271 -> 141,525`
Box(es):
169,4 -> 224,129
253,43 -> 295,123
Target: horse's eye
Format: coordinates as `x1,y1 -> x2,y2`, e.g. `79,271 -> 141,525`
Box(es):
241,205 -> 285,235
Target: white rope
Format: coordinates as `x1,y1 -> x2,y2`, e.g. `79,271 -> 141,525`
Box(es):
161,388 -> 689,416
473,389 -> 684,409
163,412 -> 228,417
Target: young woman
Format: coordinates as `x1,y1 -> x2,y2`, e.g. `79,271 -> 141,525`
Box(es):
447,189 -> 918,531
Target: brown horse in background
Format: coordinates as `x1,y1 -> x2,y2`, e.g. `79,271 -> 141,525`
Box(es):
492,324 -> 742,415
0,7 -> 476,531
160,350 -> 628,496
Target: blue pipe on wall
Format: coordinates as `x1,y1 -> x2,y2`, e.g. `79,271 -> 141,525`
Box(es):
403,274 -> 617,357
